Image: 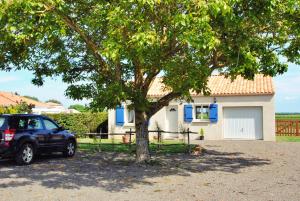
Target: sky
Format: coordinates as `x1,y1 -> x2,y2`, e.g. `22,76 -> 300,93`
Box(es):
0,63 -> 299,112
274,63 -> 300,112
0,70 -> 88,107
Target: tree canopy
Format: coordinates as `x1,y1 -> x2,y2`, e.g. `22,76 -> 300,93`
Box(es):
0,0 -> 299,161
45,99 -> 62,104
68,104 -> 89,113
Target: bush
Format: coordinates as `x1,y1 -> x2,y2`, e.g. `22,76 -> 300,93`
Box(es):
45,112 -> 107,137
0,101 -> 33,114
68,104 -> 89,112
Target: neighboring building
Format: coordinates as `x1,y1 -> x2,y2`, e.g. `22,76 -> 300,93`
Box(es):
0,92 -> 80,114
0,91 -> 50,107
108,74 -> 275,141
32,102 -> 80,114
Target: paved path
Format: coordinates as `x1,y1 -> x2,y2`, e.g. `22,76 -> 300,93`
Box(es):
0,141 -> 300,201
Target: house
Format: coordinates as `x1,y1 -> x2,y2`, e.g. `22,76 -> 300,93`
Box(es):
108,74 -> 275,141
0,91 -> 50,108
32,102 -> 80,114
0,91 -> 80,114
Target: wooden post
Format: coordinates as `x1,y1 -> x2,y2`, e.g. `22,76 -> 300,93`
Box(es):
275,120 -> 277,136
158,129 -> 161,150
99,132 -> 102,151
129,128 -> 132,153
187,128 -> 191,154
296,121 -> 299,136
112,133 -> 115,152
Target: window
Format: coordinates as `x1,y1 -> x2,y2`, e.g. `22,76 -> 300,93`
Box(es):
0,117 -> 6,128
27,117 -> 43,130
43,119 -> 59,130
9,117 -> 42,130
9,117 -> 27,129
18,119 -> 27,129
127,110 -> 135,123
195,105 -> 209,120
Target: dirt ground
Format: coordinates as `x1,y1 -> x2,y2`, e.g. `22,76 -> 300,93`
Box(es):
1,141 -> 300,201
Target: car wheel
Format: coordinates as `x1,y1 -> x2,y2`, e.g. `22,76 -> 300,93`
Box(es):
63,140 -> 76,157
15,143 -> 34,165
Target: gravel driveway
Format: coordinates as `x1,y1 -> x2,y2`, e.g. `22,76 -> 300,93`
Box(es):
1,141 -> 300,201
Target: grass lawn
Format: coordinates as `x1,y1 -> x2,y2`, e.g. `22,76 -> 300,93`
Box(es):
77,138 -> 194,154
276,136 -> 300,142
276,114 -> 300,120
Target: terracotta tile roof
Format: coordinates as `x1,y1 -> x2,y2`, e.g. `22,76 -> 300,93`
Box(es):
0,92 -> 49,107
147,74 -> 275,97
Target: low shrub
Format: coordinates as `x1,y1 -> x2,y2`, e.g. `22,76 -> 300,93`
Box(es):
45,112 -> 107,137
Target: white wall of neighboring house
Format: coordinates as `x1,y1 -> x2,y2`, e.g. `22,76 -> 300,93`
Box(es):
32,106 -> 80,114
0,91 -> 81,114
108,95 -> 275,141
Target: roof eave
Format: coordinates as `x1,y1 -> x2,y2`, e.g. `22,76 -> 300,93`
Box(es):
147,92 -> 275,99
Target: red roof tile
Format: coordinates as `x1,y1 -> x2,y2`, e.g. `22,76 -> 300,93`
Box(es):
0,92 -> 49,107
147,74 -> 275,97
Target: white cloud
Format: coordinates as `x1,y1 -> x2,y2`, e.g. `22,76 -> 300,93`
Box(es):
0,76 -> 18,83
283,96 -> 298,101
275,75 -> 300,94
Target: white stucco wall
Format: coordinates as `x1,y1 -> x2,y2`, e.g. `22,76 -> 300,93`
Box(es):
108,95 -> 275,141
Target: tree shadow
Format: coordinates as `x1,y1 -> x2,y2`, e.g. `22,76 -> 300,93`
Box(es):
0,149 -> 270,191
159,149 -> 270,173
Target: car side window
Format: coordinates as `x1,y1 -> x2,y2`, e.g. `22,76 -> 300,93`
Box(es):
9,117 -> 42,130
43,119 -> 59,130
0,117 -> 6,128
27,117 -> 43,130
9,117 -> 25,130
18,118 -> 27,129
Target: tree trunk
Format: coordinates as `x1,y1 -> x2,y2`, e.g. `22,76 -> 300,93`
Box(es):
135,110 -> 150,163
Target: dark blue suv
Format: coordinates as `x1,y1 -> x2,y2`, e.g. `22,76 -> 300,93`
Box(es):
0,114 -> 76,165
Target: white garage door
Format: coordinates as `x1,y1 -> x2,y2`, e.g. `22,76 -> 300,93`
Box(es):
223,107 -> 263,140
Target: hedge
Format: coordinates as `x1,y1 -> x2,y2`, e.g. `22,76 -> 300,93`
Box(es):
45,112 -> 107,137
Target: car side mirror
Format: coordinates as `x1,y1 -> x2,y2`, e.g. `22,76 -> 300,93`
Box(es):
52,126 -> 64,132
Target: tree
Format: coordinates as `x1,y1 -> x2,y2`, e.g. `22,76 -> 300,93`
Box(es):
68,104 -> 89,113
0,0 -> 299,162
24,95 -> 39,102
0,105 -> 17,114
0,101 -> 33,114
45,99 -> 62,105
15,101 -> 34,114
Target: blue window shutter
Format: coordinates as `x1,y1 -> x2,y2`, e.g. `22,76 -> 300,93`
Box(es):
116,106 -> 124,126
184,105 -> 193,123
209,104 -> 218,123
